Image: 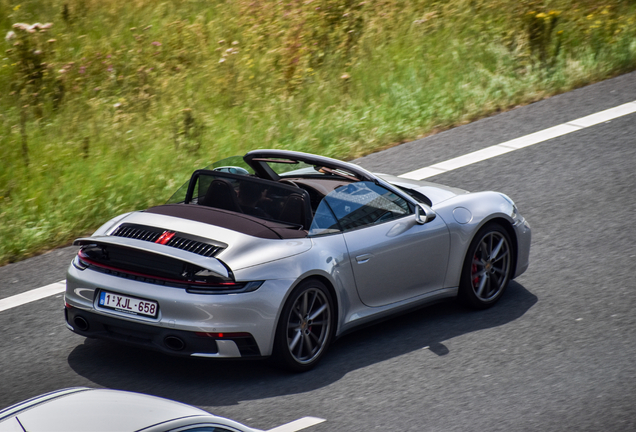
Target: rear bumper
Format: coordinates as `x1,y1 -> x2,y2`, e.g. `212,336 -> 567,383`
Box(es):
65,263 -> 294,358
64,306 -> 261,357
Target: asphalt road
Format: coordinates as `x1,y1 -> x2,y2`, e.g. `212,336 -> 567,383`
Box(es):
1,71 -> 635,431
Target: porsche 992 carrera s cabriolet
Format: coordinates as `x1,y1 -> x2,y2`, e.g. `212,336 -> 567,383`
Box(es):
65,150 -> 531,371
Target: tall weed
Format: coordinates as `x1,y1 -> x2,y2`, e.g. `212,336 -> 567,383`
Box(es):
1,0 -> 636,263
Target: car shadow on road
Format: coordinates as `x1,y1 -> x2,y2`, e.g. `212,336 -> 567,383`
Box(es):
67,281 -> 537,407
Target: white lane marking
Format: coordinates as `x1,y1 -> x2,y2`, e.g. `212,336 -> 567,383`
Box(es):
399,101 -> 636,180
266,416 -> 326,432
0,280 -> 66,313
2,101 -> 636,313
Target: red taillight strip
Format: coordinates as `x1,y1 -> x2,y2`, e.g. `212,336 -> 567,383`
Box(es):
195,332 -> 252,338
77,251 -> 236,287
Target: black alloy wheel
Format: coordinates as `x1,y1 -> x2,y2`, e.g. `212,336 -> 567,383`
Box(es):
274,279 -> 333,372
459,222 -> 513,309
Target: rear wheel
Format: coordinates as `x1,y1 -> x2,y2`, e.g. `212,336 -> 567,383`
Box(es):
273,279 -> 333,372
458,223 -> 513,309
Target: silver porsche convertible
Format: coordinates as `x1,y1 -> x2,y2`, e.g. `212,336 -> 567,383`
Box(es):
65,150 -> 531,371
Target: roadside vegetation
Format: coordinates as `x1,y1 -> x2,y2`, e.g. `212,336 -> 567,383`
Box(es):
1,0 -> 636,264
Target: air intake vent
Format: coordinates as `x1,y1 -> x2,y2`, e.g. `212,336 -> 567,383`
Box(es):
112,225 -> 162,243
111,224 -> 224,257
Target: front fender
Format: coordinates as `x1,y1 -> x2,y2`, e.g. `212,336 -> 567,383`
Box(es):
434,192 -> 517,288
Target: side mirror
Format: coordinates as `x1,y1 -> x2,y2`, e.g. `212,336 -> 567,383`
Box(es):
213,166 -> 249,175
415,203 -> 436,224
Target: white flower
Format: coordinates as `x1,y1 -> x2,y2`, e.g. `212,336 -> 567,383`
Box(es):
5,31 -> 16,42
27,23 -> 43,33
12,23 -> 28,30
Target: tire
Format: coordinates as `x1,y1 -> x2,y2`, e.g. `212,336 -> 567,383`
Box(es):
273,279 -> 334,372
458,222 -> 513,309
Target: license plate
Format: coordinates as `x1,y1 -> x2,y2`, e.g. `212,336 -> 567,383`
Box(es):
98,290 -> 158,317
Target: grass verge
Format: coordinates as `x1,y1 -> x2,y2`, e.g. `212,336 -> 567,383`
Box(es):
1,0 -> 636,264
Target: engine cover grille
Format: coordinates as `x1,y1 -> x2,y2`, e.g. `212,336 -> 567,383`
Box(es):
110,223 -> 224,257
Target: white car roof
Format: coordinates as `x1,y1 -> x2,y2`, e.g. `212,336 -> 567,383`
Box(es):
0,388 -> 227,432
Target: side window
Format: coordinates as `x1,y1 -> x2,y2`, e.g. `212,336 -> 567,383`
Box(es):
310,181 -> 410,235
309,199 -> 341,236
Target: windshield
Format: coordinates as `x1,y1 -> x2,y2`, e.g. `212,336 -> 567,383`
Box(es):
251,157 -> 359,181
263,160 -> 315,176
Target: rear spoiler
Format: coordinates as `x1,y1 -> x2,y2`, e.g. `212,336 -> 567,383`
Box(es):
73,235 -> 231,279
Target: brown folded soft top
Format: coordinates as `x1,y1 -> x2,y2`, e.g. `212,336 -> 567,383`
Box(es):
146,204 -> 308,240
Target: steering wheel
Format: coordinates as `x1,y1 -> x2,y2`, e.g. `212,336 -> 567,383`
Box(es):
279,179 -> 300,188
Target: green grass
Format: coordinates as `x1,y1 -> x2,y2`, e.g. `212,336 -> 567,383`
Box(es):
1,0 -> 636,264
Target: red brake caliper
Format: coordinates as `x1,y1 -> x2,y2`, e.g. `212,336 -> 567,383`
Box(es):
472,253 -> 479,287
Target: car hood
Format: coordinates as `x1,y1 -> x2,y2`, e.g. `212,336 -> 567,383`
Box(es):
95,210 -> 312,273
377,174 -> 469,205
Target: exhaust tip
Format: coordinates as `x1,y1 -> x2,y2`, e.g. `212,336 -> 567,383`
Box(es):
164,335 -> 185,351
73,316 -> 89,331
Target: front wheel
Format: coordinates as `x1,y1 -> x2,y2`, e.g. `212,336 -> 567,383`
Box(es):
273,279 -> 334,372
458,223 -> 513,309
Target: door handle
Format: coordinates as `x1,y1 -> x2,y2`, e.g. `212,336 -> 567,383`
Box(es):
356,254 -> 373,264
